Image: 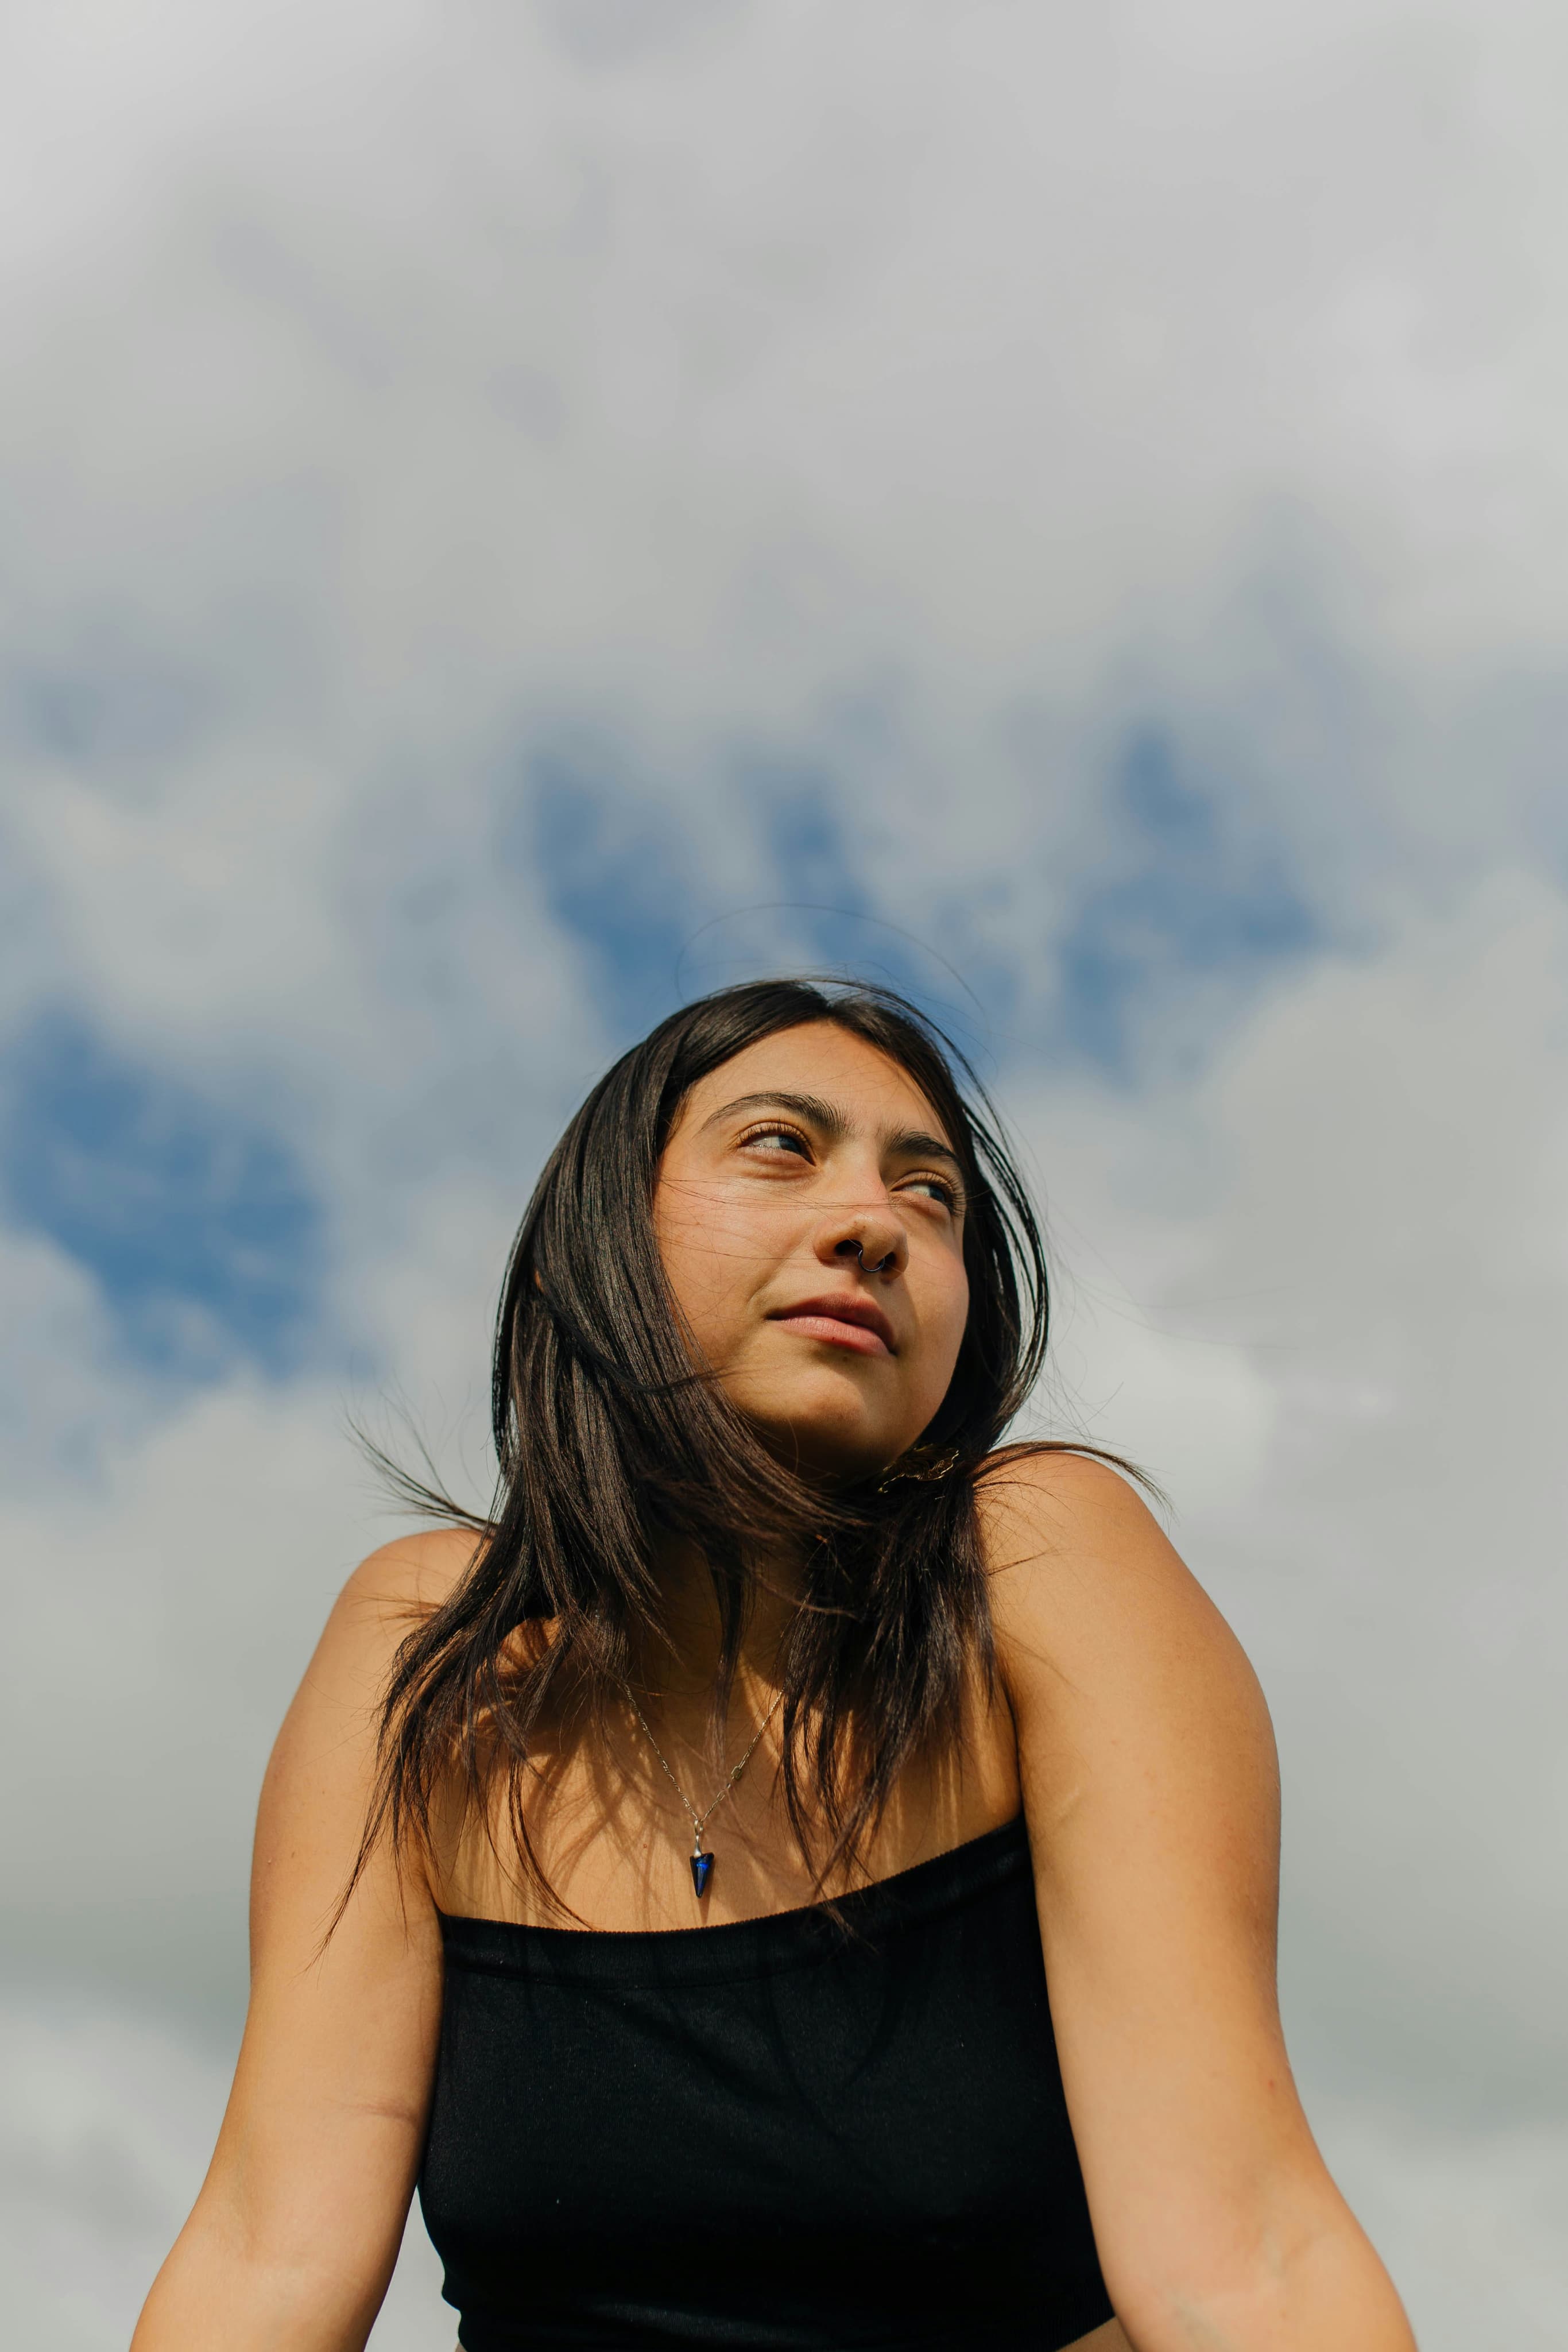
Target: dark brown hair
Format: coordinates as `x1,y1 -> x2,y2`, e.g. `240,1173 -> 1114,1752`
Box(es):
358,976 -> 1123,1912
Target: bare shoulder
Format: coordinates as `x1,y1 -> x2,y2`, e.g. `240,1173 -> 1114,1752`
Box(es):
976,1448 -> 1273,1784
977,1442 -> 1176,1575
332,1522 -> 482,1631
303,1522 -> 483,1688
254,1525 -> 483,1899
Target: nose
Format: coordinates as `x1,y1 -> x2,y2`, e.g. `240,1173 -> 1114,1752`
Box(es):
837,1236 -> 898,1276
816,1201 -> 907,1280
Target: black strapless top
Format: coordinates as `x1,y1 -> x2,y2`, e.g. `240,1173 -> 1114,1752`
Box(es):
419,1816 -> 1113,2350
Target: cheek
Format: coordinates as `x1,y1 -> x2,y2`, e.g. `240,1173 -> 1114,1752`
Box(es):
653,1192 -> 714,1337
653,1183 -> 770,1359
922,1262 -> 971,1395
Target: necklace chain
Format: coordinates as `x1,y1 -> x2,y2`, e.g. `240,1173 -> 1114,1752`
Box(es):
626,1683 -> 784,1853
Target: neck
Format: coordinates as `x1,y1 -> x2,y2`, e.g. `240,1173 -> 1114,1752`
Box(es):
633,1530 -> 801,1703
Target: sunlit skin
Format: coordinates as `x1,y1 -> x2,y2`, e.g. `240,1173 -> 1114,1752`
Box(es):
653,1022 -> 971,1483
130,1020 -> 1417,2352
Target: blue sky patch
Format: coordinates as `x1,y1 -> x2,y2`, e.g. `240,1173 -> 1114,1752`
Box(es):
756,777 -> 1000,1058
1055,727 -> 1322,1074
530,748 -> 976,1050
756,772 -> 875,936
524,723 -> 1322,1084
528,752 -> 703,1040
0,1012 -> 323,1379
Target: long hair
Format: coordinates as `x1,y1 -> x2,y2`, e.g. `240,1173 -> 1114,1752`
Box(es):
355,977 -> 1124,1914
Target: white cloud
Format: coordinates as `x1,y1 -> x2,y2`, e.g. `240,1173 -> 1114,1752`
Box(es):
0,1227 -> 149,1484
0,1996 -> 229,2352
5,1 -> 1568,755
0,1992 -> 449,2349
4,0 -> 1567,2335
1309,2095 -> 1568,2352
1033,875 -> 1568,2120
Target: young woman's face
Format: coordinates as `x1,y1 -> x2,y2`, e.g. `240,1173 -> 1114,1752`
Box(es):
653,1023 -> 971,1480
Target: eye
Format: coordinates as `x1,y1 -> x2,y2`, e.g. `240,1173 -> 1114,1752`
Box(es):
737,1120 -> 812,1161
900,1173 -> 961,1212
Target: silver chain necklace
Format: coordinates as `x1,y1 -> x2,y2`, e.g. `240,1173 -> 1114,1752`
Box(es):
626,1684 -> 785,1900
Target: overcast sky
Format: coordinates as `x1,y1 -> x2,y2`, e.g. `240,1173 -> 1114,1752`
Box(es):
2,4 -> 1566,2345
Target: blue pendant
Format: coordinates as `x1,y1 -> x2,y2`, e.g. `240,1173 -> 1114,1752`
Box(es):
690,1849 -> 714,1898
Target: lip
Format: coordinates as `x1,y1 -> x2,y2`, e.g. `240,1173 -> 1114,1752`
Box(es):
769,1294 -> 898,1356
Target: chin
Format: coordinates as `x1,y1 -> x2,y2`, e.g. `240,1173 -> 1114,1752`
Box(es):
745,1399 -> 906,1484
723,1359 -> 931,1484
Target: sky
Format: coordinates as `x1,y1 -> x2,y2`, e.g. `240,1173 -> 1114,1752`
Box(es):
2,2 -> 1566,2343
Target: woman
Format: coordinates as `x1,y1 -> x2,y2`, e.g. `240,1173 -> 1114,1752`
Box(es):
134,977 -> 1415,2352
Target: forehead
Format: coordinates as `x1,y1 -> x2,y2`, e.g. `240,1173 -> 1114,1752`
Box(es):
674,1022 -> 954,1144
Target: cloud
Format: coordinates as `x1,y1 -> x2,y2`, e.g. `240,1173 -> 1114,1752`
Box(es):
1027,873 -> 1568,2129
0,1008 -> 324,1379
0,1991 -> 448,2350
3,0 -> 1567,2338
1310,2095 -> 1568,2351
3,0 -> 1567,766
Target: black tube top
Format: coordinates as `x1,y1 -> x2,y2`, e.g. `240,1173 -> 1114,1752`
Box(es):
419,1815 -> 1113,2350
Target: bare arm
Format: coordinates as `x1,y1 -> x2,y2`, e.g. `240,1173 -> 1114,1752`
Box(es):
132,1530 -> 474,2352
984,1454 -> 1415,2352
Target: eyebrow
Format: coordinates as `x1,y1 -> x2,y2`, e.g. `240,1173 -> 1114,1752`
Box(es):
699,1090 -> 965,1173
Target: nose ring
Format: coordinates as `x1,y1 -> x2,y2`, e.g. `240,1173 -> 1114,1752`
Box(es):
840,1236 -> 897,1276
